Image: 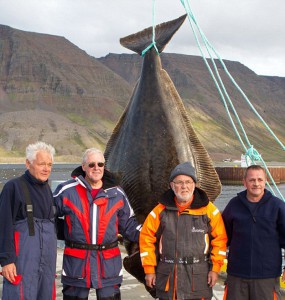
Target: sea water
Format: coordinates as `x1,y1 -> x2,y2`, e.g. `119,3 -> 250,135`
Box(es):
0,163 -> 284,211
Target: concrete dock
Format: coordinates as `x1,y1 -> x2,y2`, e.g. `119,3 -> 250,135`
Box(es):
0,246 -> 226,300
2,245 -> 284,299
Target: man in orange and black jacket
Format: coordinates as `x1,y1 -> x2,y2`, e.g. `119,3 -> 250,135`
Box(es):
139,162 -> 227,300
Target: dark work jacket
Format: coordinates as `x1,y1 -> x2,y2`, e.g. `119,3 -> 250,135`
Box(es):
0,170 -> 55,266
0,170 -> 57,299
157,188 -> 212,299
222,189 -> 285,279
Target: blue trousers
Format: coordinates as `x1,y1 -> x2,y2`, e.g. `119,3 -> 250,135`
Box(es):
63,284 -> 120,300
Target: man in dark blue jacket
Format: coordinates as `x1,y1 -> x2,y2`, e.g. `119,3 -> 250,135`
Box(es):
222,165 -> 285,300
0,141 -> 57,300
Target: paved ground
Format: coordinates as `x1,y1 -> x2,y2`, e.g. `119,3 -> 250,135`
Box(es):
0,246 -> 226,299
1,247 -> 285,299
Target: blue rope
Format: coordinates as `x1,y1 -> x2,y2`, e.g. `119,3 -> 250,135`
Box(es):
141,0 -> 159,57
179,0 -> 285,200
180,0 -> 249,152
245,146 -> 261,161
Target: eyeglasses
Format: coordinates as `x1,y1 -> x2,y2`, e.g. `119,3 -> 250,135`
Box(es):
88,162 -> 105,168
172,180 -> 194,186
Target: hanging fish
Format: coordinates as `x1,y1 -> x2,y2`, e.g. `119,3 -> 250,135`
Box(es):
104,14 -> 223,298
105,14 -> 221,225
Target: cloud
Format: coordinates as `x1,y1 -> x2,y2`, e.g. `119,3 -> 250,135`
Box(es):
1,0 -> 285,76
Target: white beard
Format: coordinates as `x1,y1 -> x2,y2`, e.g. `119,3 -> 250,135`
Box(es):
174,188 -> 194,203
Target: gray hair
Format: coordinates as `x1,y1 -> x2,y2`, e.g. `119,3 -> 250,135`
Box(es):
82,148 -> 105,164
26,141 -> 55,163
243,165 -> 266,179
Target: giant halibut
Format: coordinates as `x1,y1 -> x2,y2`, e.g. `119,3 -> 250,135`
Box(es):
104,14 -> 221,224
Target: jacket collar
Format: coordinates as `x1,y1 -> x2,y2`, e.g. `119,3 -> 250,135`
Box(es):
24,170 -> 49,186
238,189 -> 272,205
71,166 -> 119,190
159,187 -> 210,209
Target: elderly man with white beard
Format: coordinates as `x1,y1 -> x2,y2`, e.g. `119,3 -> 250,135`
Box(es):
139,162 -> 227,300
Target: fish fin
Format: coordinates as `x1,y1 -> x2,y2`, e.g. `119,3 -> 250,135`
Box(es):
104,81 -> 139,161
162,70 -> 222,200
120,14 -> 187,55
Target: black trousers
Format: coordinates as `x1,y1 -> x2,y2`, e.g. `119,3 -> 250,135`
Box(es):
224,274 -> 281,300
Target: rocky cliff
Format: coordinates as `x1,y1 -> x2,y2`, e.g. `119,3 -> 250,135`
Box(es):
99,53 -> 285,161
0,25 -> 284,162
0,25 -> 132,160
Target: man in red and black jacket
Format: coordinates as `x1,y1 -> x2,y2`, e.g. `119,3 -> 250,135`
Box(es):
53,148 -> 140,300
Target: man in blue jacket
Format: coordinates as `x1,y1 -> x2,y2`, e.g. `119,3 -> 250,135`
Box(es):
222,165 -> 285,300
0,141 -> 57,300
53,148 -> 140,300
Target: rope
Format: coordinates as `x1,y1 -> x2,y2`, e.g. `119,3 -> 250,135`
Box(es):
178,0 -> 284,200
180,0 -> 249,151
141,0 -> 159,57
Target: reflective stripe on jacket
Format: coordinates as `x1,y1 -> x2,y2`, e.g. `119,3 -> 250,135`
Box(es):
54,172 -> 140,289
140,187 -> 227,299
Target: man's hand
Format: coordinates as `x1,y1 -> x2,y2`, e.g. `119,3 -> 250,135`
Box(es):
145,273 -> 156,288
2,263 -> 17,283
208,270 -> 218,287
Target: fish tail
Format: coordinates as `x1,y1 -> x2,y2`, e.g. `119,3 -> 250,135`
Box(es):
120,14 -> 187,55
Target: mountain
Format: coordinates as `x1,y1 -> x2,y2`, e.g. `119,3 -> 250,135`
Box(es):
0,25 -> 132,161
0,25 -> 284,162
99,53 -> 285,162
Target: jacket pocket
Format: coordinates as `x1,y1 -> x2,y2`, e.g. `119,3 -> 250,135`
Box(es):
101,247 -> 122,279
156,263 -> 172,292
191,263 -> 209,292
63,248 -> 86,279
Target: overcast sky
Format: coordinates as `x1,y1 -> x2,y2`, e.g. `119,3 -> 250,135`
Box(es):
1,0 -> 285,77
